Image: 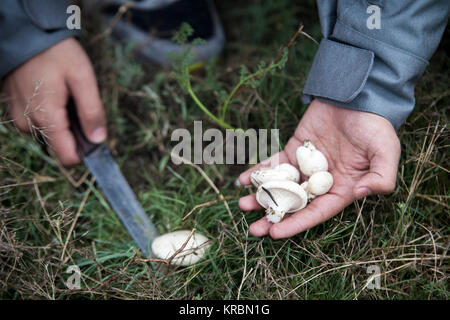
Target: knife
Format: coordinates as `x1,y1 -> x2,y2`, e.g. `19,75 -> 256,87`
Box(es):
68,99 -> 158,258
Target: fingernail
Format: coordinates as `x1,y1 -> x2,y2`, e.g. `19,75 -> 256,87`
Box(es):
355,187 -> 371,199
90,127 -> 107,143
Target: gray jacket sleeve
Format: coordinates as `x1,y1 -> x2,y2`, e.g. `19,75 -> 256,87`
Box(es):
303,0 -> 449,130
0,0 -> 80,79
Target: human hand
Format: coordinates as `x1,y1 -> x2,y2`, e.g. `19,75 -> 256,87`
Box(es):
238,99 -> 401,239
2,37 -> 106,166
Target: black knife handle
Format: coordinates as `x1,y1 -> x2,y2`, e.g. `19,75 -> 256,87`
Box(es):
67,98 -> 100,157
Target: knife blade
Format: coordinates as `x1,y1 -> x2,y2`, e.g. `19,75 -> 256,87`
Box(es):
68,100 -> 158,258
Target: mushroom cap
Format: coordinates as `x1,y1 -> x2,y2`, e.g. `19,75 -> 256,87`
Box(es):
308,171 -> 333,195
300,181 -> 308,190
273,163 -> 301,180
296,143 -> 328,177
256,180 -> 308,214
300,181 -> 316,201
151,230 -> 210,266
250,163 -> 300,187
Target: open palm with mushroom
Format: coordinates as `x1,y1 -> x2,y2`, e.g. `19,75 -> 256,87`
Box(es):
238,99 -> 401,239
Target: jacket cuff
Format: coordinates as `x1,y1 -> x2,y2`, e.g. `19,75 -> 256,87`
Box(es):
303,22 -> 428,131
0,0 -> 80,79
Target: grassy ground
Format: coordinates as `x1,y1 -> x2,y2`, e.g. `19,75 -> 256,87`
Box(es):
0,0 -> 448,299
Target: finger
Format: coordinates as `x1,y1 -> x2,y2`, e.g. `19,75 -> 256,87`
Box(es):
46,128 -> 81,166
8,103 -> 32,133
238,194 -> 263,211
249,217 -> 273,237
269,193 -> 351,239
66,62 -> 107,144
249,212 -> 295,237
3,83 -> 32,133
239,194 -> 269,236
31,94 -> 80,166
354,139 -> 400,199
238,151 -> 291,185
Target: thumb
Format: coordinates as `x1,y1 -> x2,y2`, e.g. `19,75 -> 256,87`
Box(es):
354,141 -> 400,199
67,64 -> 107,144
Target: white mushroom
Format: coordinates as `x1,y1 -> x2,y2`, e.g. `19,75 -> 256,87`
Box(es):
256,180 -> 307,223
307,171 -> 333,196
300,181 -> 316,201
250,163 -> 300,187
296,140 -> 328,177
151,230 -> 210,266
274,163 -> 301,180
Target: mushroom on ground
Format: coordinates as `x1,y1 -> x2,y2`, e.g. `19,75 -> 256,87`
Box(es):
296,140 -> 328,177
256,180 -> 307,223
250,163 -> 300,187
151,230 -> 210,266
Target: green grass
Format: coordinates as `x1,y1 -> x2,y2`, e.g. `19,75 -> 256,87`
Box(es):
0,0 -> 448,299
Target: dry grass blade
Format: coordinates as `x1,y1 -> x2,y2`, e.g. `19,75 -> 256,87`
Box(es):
61,176 -> 95,261
170,152 -> 240,236
182,196 -> 234,221
90,2 -> 134,44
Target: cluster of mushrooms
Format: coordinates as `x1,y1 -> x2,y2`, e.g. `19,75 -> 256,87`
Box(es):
151,140 -> 333,266
251,140 -> 333,223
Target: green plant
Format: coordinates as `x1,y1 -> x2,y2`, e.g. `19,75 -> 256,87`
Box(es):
171,22 -> 295,130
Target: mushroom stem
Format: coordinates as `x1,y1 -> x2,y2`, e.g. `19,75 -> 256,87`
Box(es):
262,187 -> 289,223
256,181 -> 308,224
265,197 -> 293,223
266,207 -> 287,223
303,140 -> 315,150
